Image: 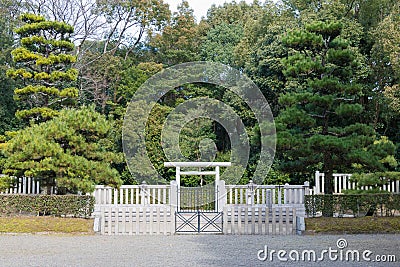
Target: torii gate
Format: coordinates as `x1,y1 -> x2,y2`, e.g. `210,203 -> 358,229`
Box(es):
164,162 -> 231,211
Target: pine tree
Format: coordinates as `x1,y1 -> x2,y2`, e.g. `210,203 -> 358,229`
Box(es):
276,20 -> 398,196
7,13 -> 78,122
0,106 -> 123,194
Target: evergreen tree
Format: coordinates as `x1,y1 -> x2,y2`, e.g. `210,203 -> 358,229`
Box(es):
276,20 -> 398,195
149,1 -> 200,66
7,13 -> 78,122
0,1 -> 21,134
200,22 -> 243,67
0,106 -> 123,194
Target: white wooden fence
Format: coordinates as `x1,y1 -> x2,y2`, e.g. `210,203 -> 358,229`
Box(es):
98,205 -> 175,235
93,181 -> 306,235
313,171 -> 400,194
94,184 -> 170,205
223,206 -> 297,235
225,183 -> 309,206
0,176 -> 41,194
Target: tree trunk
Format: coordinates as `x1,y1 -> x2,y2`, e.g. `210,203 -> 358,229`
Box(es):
322,170 -> 334,217
46,184 -> 52,195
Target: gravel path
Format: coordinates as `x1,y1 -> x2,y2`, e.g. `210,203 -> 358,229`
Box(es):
0,234 -> 398,267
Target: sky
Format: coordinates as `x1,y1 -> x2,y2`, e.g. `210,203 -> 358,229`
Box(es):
164,0 -> 257,21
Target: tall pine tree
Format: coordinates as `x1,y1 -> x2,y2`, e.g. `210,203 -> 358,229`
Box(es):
7,13 -> 78,122
276,20 -> 397,196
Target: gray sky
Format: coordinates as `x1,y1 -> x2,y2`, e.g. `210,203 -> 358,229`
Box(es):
164,0 -> 257,21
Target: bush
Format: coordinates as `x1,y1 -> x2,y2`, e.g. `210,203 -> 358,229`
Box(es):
0,194 -> 94,218
0,176 -> 12,192
305,194 -> 400,217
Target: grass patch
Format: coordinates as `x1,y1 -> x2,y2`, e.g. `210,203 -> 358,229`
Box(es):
306,217 -> 400,234
0,216 -> 94,235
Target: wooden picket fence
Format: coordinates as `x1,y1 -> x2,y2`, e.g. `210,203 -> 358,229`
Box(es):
312,171 -> 400,194
94,185 -> 170,205
225,183 -> 308,205
97,205 -> 299,235
0,176 -> 56,195
223,206 -> 297,235
98,205 -> 175,235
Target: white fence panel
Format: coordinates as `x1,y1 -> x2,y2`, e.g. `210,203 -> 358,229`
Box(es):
99,205 -> 175,235
223,206 -> 297,235
313,171 -> 400,194
225,183 -> 308,205
94,185 -> 170,205
0,176 -> 48,194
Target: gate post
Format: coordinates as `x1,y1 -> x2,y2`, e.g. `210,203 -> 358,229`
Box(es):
217,180 -> 226,212
140,181 -> 149,205
246,180 -> 256,205
170,180 -> 178,210
314,171 -> 319,194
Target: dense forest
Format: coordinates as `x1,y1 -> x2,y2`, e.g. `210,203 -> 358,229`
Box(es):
0,0 -> 399,194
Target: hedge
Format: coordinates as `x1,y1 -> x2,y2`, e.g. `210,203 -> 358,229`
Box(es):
305,194 -> 400,217
0,195 -> 94,218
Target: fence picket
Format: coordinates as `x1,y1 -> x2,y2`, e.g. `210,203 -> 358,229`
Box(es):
271,208 -> 276,235
251,207 -> 256,234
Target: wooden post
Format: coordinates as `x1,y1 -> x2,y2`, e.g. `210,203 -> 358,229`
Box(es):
215,165 -> 220,210
140,181 -> 149,205
217,180 -> 226,212
315,171 -> 320,194
303,181 -> 310,202
176,166 -> 180,211
169,180 -> 178,208
223,206 -> 228,234
283,183 -> 289,204
277,186 -> 282,205
246,180 -> 255,205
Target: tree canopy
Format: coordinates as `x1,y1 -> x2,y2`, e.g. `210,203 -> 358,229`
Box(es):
7,13 -> 78,122
0,106 -> 123,194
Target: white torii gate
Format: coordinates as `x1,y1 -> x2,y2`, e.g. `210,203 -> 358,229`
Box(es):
164,162 -> 231,211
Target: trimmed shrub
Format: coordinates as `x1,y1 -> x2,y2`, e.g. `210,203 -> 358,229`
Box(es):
0,194 -> 94,218
305,194 -> 400,217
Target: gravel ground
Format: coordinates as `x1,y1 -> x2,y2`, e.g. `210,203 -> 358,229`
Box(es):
0,234 -> 398,267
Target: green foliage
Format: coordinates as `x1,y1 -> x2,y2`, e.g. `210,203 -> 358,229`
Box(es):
305,194 -> 400,217
348,172 -> 400,190
205,0 -> 262,26
16,14 -> 74,35
1,106 -> 123,194
0,194 -> 94,218
0,2 -> 20,135
149,1 -> 200,65
8,13 -> 78,122
276,18 -> 399,192
201,22 -> 243,66
282,30 -> 323,50
0,175 -> 12,192
264,169 -> 291,185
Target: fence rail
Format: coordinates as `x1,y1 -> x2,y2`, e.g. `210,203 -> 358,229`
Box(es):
223,206 -> 297,235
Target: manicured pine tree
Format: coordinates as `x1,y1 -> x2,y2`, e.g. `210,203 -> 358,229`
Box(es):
7,13 -> 78,122
276,20 -> 398,197
0,106 -> 123,194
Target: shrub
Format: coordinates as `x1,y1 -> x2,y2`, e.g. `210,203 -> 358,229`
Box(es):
305,194 -> 400,217
0,194 -> 94,218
